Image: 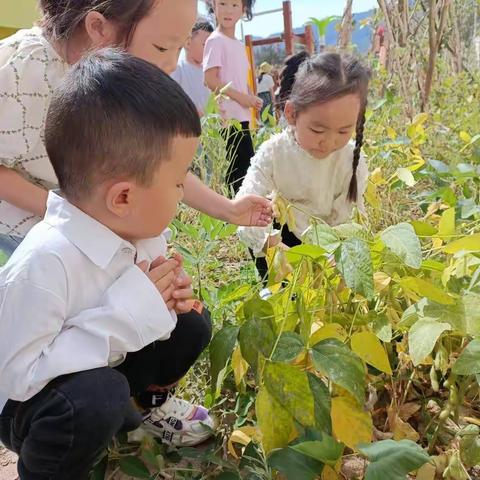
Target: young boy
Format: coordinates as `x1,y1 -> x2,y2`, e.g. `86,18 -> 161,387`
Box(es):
171,19 -> 214,117
0,49 -> 213,479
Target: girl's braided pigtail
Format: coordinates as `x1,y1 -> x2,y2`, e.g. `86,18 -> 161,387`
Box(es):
348,106 -> 366,203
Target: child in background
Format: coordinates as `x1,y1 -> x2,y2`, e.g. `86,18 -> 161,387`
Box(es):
236,52 -> 371,281
0,50 -> 213,479
0,0 -> 272,257
203,0 -> 263,193
256,61 -> 275,117
171,19 -> 214,116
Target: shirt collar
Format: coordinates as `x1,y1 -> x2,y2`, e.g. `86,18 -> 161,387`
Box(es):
44,191 -> 135,270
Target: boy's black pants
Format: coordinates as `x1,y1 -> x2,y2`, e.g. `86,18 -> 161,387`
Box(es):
0,309 -> 211,480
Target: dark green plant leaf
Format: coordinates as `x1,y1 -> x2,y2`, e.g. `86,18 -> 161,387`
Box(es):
210,325 -> 239,395
271,332 -> 304,362
290,435 -> 344,466
264,362 -> 315,426
408,319 -> 451,366
308,373 -> 332,434
303,223 -> 340,253
213,472 -> 241,480
459,425 -> 480,468
335,238 -> 374,300
286,244 -> 326,263
268,447 -> 324,480
297,291 -> 314,345
380,222 -> 422,269
311,339 -> 365,405
239,298 -> 276,368
453,339 -> 480,375
119,456 -> 151,479
90,454 -> 108,480
333,223 -> 368,240
358,440 -> 431,480
370,313 -> 392,343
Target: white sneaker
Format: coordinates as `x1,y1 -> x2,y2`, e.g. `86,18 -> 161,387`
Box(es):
141,395 -> 215,447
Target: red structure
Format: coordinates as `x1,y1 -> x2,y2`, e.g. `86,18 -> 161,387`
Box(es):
245,1 -> 315,95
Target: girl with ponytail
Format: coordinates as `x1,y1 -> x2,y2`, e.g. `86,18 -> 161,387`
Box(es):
237,52 -> 371,281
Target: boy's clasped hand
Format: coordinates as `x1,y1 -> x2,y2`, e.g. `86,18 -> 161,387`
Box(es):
137,253 -> 194,314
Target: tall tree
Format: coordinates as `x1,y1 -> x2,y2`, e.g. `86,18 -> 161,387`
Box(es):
339,0 -> 354,50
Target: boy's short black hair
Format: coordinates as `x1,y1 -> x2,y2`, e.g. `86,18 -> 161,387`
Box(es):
192,19 -> 214,35
45,49 -> 201,200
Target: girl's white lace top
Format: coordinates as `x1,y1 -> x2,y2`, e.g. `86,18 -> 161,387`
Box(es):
0,28 -> 67,236
236,128 -> 369,255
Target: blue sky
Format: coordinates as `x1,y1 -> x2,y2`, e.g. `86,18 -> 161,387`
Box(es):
199,0 -> 378,37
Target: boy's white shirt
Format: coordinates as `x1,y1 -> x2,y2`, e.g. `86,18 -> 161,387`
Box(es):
0,191 -> 176,412
236,128 -> 369,255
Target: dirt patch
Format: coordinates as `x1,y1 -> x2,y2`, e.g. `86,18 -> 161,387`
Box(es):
0,446 -> 18,480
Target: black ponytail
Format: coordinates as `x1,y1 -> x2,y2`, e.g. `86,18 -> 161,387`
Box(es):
258,72 -> 265,83
276,51 -> 310,111
348,105 -> 367,202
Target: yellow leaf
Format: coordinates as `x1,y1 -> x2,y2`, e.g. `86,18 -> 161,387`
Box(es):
386,126 -> 397,139
370,167 -> 386,185
399,277 -> 455,305
412,112 -> 429,126
432,237 -> 443,249
443,233 -> 480,254
396,167 -> 416,186
256,386 -> 296,453
416,462 -> 437,480
393,418 -> 420,442
231,346 -> 248,387
398,402 -> 421,421
408,155 -> 426,171
437,207 -> 456,241
386,306 -> 401,325
310,323 -> 347,346
374,272 -> 391,293
227,426 -> 260,459
351,331 -> 392,375
442,261 -> 456,287
425,202 -> 441,219
387,407 -> 420,442
322,465 -> 341,480
331,394 -> 373,450
291,349 -> 315,370
365,181 -> 380,209
459,131 -> 472,143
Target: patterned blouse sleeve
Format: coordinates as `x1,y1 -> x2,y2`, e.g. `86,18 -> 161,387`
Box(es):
236,139 -> 278,255
0,45 -> 51,167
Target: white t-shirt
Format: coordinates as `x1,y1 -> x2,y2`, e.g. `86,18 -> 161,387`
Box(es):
257,73 -> 274,94
0,27 -> 68,237
171,57 -> 211,114
236,128 -> 369,255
